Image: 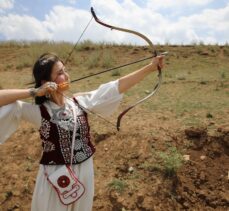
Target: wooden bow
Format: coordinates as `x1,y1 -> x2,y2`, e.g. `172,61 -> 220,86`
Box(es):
90,7 -> 163,130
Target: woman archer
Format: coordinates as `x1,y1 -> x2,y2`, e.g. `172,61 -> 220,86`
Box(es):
0,52 -> 164,211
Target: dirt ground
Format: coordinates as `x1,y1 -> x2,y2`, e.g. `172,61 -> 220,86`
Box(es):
0,115 -> 228,211
0,43 -> 228,211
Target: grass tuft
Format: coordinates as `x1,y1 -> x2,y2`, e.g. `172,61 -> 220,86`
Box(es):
108,178 -> 128,193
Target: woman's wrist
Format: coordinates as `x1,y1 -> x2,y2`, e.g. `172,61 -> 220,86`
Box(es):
144,63 -> 157,73
29,88 -> 39,98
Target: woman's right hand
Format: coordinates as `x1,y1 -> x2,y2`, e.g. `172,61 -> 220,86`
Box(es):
36,82 -> 58,97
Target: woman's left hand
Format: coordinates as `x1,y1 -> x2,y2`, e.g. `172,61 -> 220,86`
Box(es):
150,55 -> 165,71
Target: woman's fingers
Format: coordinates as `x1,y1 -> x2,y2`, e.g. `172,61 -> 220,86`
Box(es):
151,55 -> 165,70
46,82 -> 58,92
45,82 -> 58,96
158,55 -> 164,69
36,82 -> 58,97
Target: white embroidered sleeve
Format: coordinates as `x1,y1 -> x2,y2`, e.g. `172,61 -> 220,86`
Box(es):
76,80 -> 123,117
0,101 -> 41,144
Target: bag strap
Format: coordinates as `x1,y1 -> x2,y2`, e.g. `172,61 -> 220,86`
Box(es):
70,100 -> 77,166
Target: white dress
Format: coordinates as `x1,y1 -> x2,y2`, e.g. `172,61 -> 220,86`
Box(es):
0,80 -> 123,211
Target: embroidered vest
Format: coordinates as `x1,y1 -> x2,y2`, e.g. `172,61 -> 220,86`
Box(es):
39,99 -> 95,165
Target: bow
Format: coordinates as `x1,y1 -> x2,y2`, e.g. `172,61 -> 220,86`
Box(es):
90,7 -> 163,130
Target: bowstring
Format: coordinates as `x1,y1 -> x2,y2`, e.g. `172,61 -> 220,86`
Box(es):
64,16 -> 94,65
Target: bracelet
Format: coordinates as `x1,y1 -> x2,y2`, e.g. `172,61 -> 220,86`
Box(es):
29,88 -> 38,98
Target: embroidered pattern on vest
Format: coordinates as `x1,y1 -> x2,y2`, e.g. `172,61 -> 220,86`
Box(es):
73,115 -> 92,162
57,126 -> 72,163
40,119 -> 51,139
42,139 -> 55,152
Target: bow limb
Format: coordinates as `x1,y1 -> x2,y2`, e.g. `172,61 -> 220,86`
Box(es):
91,7 -> 162,131
91,7 -> 154,51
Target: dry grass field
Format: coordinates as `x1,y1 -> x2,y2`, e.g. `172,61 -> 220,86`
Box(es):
0,41 -> 228,211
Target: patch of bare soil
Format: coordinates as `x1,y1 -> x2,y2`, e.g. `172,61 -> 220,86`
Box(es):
175,126 -> 229,210
92,125 -> 229,211
0,123 -> 228,211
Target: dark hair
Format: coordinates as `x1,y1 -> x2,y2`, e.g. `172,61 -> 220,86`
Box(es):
33,53 -> 62,105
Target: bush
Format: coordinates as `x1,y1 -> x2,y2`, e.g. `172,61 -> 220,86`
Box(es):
108,178 -> 128,193
156,147 -> 184,177
102,50 -> 114,68
86,52 -> 100,69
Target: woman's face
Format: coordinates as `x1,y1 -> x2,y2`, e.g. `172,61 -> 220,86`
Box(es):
50,61 -> 69,84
